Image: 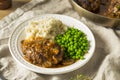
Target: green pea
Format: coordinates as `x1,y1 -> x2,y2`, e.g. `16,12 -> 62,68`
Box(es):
80,56 -> 84,60
55,27 -> 89,60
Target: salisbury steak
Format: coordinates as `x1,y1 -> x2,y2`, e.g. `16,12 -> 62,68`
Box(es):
75,0 -> 101,12
21,37 -> 64,68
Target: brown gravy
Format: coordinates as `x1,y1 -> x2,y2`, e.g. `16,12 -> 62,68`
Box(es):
75,0 -> 120,18
21,37 -> 76,68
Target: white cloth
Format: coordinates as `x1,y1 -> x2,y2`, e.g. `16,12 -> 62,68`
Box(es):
0,0 -> 120,80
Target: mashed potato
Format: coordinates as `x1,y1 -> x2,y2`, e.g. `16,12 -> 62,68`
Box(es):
25,18 -> 68,40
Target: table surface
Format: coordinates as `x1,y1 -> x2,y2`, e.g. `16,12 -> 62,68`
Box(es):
0,0 -> 30,20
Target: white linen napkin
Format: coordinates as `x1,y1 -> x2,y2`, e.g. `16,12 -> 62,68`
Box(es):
0,0 -> 120,80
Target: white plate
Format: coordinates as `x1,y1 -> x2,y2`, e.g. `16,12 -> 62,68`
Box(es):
9,14 -> 95,74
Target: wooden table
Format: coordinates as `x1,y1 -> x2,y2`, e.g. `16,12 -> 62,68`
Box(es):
0,0 -> 30,19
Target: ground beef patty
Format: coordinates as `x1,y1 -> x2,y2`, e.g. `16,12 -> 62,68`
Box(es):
75,0 -> 101,12
103,0 -> 120,18
21,37 -> 64,68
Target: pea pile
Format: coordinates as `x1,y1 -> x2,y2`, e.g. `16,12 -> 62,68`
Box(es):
55,27 -> 89,60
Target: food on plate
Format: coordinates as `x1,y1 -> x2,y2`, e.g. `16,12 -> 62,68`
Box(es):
55,28 -> 89,60
21,18 -> 89,68
75,0 -> 120,18
21,37 -> 64,68
25,18 -> 67,40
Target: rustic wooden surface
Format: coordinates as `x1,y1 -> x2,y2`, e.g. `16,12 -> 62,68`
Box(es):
0,0 -> 30,19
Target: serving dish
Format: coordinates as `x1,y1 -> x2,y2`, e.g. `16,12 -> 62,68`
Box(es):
69,0 -> 120,29
9,14 -> 95,74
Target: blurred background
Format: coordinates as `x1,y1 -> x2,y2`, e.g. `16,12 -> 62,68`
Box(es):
0,0 -> 30,19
